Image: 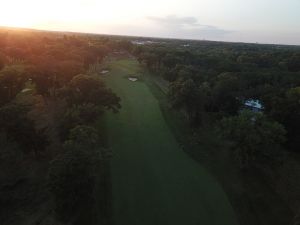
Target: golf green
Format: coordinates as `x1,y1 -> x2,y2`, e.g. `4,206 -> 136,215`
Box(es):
104,58 -> 238,225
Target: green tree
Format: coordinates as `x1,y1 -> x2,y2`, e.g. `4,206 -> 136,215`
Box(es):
0,103 -> 47,156
59,104 -> 103,139
140,52 -> 158,70
218,110 -> 286,169
64,74 -> 121,112
64,125 -> 101,150
48,126 -> 102,224
48,149 -> 99,224
287,54 -> 300,72
265,87 -> 300,151
211,73 -> 241,115
162,53 -> 181,68
169,78 -> 205,125
0,64 -> 28,106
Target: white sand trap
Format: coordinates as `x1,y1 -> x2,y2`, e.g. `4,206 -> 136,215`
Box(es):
128,77 -> 138,82
21,88 -> 33,93
101,70 -> 109,74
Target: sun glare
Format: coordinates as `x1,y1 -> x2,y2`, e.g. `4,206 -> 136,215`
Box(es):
0,0 -> 82,29
0,1 -> 43,28
0,0 -> 173,31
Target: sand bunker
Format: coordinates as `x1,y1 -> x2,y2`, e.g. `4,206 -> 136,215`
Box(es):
101,70 -> 109,74
128,77 -> 138,82
21,88 -> 33,93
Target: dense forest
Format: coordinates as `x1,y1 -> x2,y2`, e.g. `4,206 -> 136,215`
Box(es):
0,27 -> 300,225
0,28 -> 126,225
132,39 -> 300,153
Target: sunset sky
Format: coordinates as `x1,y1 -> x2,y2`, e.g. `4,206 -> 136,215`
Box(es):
1,0 -> 299,45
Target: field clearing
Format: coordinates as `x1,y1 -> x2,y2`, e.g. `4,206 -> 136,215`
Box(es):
103,58 -> 238,225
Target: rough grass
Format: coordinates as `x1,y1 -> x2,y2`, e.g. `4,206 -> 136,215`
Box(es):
102,58 -> 238,225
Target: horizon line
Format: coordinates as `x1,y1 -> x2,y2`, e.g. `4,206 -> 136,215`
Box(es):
0,25 -> 299,47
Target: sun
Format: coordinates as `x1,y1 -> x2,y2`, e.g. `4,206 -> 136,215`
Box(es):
0,1 -> 41,28
0,0 -> 106,30
0,0 -> 159,32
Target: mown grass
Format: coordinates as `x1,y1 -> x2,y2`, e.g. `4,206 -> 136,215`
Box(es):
102,58 -> 238,225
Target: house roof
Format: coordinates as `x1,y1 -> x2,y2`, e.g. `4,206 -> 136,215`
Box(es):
244,99 -> 263,109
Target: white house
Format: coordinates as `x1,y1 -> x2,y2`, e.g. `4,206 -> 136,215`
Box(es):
244,99 -> 264,112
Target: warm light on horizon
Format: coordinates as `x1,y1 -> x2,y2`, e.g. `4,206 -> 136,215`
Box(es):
1,1 -> 38,28
0,0 -> 299,45
0,0 -> 143,29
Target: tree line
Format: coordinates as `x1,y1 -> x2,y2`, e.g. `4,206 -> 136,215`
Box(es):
0,29 -> 123,224
132,41 -> 300,169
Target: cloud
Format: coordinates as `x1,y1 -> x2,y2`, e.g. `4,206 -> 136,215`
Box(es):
147,15 -> 200,27
147,15 -> 233,40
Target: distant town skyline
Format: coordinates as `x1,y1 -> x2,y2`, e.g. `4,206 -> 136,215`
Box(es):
1,0 -> 300,45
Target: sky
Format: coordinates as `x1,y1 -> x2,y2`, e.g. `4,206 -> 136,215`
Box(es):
1,0 -> 300,45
